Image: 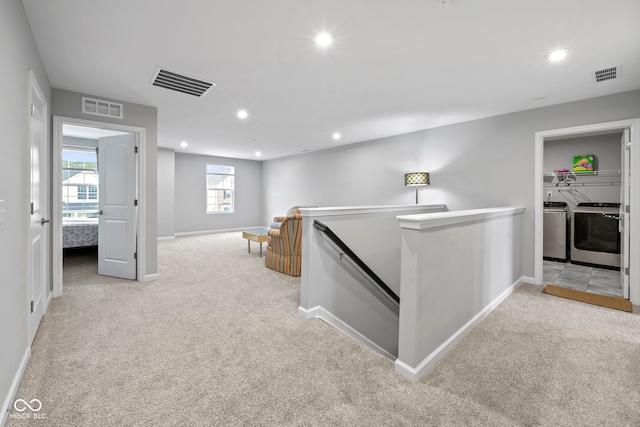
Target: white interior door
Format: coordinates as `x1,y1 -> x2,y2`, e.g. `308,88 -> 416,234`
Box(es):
620,129 -> 630,299
98,134 -> 137,280
29,70 -> 48,343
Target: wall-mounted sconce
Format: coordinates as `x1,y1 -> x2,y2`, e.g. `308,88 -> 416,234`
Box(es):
404,172 -> 430,204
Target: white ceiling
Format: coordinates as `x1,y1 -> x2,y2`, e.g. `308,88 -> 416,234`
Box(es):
22,0 -> 640,161
63,124 -> 129,140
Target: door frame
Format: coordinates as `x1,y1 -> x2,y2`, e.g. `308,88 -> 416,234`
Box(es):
26,69 -> 50,340
534,118 -> 640,305
52,115 -> 147,297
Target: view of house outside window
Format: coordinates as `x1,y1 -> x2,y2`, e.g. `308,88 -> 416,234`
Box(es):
206,165 -> 234,213
62,148 -> 99,218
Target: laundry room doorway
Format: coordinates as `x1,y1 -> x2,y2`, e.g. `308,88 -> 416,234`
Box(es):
534,118 -> 640,305
542,131 -> 623,298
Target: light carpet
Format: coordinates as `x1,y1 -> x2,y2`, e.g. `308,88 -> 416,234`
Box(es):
62,247 -> 129,287
8,232 -> 640,426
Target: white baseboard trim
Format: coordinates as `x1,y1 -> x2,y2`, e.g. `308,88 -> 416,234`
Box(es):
45,291 -> 53,310
1,347 -> 30,427
522,276 -> 536,285
298,305 -> 396,360
143,273 -> 159,282
394,276 -> 524,382
157,236 -> 175,241
175,226 -> 266,237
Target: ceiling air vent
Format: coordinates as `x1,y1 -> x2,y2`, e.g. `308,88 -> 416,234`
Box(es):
150,67 -> 215,97
592,66 -> 620,83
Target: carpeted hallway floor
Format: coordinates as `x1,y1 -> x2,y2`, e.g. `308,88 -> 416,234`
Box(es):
61,246 -> 127,287
8,232 -> 640,426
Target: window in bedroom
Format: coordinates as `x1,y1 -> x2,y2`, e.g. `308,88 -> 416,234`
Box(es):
206,164 -> 234,213
62,147 -> 99,218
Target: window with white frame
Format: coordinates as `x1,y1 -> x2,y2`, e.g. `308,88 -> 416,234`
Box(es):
62,147 -> 99,218
206,165 -> 234,213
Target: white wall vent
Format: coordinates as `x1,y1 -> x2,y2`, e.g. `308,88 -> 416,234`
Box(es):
150,67 -> 215,97
82,97 -> 124,119
592,65 -> 620,83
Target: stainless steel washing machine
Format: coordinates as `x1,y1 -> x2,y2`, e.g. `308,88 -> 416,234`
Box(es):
571,202 -> 620,269
543,202 -> 568,261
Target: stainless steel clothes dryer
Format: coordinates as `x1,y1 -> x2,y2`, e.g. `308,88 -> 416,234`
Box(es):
571,202 -> 621,269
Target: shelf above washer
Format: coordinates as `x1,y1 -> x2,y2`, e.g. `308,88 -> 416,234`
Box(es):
543,169 -> 621,178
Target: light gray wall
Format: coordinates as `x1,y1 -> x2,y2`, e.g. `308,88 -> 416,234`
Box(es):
52,88 -> 158,277
0,0 -> 51,418
397,208 -> 524,381
263,90 -> 640,278
157,148 -> 176,238
544,133 -> 622,210
175,153 -> 263,233
299,205 -> 446,360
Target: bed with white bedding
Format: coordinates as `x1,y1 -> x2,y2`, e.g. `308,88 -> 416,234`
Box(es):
63,218 -> 98,248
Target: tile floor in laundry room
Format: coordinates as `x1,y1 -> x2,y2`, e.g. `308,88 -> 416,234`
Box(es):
543,259 -> 623,297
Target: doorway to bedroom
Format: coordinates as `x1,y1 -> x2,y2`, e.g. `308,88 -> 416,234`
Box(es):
62,128 -> 100,285
61,124 -> 135,286
53,116 -> 146,297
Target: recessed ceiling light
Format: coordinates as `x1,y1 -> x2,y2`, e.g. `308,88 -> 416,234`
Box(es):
237,109 -> 249,119
180,141 -> 188,147
332,132 -> 341,140
315,32 -> 333,48
255,151 -> 261,157
548,49 -> 568,61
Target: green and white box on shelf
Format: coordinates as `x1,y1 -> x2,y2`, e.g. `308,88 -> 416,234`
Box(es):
573,154 -> 594,173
